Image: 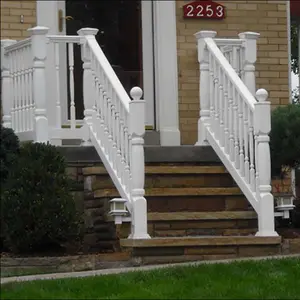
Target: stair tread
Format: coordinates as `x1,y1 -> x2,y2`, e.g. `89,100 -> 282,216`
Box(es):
120,236 -> 282,248
94,187 -> 242,198
147,211 -> 257,221
82,165 -> 227,176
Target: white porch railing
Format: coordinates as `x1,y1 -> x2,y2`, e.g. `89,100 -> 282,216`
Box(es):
1,26 -> 150,239
195,31 -> 278,237
1,27 -> 283,238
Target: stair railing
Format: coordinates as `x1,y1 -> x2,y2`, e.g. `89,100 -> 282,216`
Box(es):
78,28 -> 150,239
1,27 -> 49,142
195,30 -> 278,237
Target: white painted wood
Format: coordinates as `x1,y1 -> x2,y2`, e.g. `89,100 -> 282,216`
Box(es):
1,39 -> 16,128
78,30 -> 149,238
254,89 -> 277,236
195,31 -> 278,236
67,42 -> 76,129
194,31 -> 216,146
129,87 -> 150,239
37,0 -> 63,128
78,28 -> 99,146
141,0 -> 155,127
28,26 -> 49,143
238,32 -> 260,96
153,0 -> 181,145
37,0 -> 155,128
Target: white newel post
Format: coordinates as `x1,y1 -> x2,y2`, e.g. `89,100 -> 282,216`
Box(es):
78,28 -> 99,146
194,31 -> 217,146
238,32 -> 260,96
1,39 -> 16,128
254,89 -> 278,237
129,87 -> 150,239
28,26 -> 49,143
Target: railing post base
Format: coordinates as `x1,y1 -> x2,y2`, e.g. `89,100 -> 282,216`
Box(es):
128,87 -> 150,240
255,193 -> 279,237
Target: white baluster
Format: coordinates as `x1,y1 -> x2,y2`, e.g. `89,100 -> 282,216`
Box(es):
238,32 -> 260,96
21,47 -> 26,132
244,103 -> 250,183
78,28 -> 99,146
111,90 -> 118,170
1,39 -> 16,128
254,89 -> 278,237
128,87 -> 150,239
115,96 -> 122,179
238,95 -> 245,176
214,62 -> 220,140
68,42 -> 76,129
219,68 -> 225,147
54,42 -> 62,130
223,75 -> 229,154
98,66 -> 106,146
11,52 -> 16,131
228,83 -> 235,162
194,30 -> 217,145
28,26 -> 49,143
209,53 -> 215,133
233,89 -> 239,169
24,46 -> 30,131
249,109 -> 255,192
28,58 -> 34,131
16,49 -> 21,133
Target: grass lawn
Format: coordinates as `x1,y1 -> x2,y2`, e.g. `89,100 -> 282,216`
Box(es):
1,258 -> 300,299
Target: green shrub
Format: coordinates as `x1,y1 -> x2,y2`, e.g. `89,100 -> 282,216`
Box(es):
0,125 -> 20,252
270,104 -> 300,177
1,142 -> 82,253
0,124 -> 20,185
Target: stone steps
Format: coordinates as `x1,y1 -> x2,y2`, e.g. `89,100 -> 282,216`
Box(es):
116,211 -> 258,239
120,236 -> 282,266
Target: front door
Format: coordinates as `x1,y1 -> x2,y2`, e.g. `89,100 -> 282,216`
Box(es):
59,0 -> 155,128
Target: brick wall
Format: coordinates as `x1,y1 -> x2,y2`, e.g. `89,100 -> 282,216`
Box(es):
176,0 -> 290,144
0,0 -> 36,40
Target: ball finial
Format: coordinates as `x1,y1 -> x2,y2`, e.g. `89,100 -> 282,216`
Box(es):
255,89 -> 268,102
130,87 -> 143,100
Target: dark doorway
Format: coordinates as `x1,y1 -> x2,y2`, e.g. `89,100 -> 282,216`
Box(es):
65,0 -> 143,120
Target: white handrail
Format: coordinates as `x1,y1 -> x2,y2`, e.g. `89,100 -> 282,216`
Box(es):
205,38 -> 256,110
79,28 -> 150,239
86,38 -> 131,112
195,30 -> 277,237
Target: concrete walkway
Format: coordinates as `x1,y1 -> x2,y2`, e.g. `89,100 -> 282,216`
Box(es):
1,254 -> 300,285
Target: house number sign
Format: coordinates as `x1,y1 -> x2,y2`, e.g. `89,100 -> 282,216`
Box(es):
183,1 -> 226,19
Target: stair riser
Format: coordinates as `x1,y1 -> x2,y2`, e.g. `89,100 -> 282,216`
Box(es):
147,196 -> 251,212
129,244 -> 282,266
88,174 -> 236,189
117,219 -> 258,239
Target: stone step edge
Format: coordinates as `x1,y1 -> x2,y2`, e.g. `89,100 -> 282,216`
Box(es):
94,187 -> 242,198
82,165 -> 228,176
106,211 -> 256,223
120,236 -> 282,248
147,211 -> 257,221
